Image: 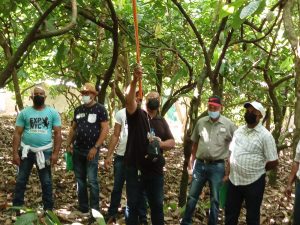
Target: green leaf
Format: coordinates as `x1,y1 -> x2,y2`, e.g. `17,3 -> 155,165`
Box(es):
240,0 -> 261,19
155,23 -> 163,39
231,8 -> 244,29
255,0 -> 266,16
14,212 -> 38,225
55,41 -> 66,65
91,209 -> 106,225
168,67 -> 187,86
219,0 -> 245,20
45,210 -> 62,225
219,4 -> 235,20
280,56 -> 293,71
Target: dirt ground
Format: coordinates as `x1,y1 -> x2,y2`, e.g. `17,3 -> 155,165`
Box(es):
0,115 -> 296,225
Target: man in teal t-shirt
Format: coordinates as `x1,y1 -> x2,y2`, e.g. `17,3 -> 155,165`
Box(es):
12,86 -> 62,211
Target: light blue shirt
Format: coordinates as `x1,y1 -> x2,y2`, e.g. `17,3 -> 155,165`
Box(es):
16,106 -> 61,148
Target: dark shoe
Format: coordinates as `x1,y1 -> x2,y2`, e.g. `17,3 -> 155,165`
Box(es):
106,216 -> 116,224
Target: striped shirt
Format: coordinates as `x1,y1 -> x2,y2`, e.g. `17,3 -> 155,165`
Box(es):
191,115 -> 236,160
229,123 -> 278,185
295,141 -> 300,179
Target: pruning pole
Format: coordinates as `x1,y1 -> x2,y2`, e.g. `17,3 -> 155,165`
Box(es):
131,0 -> 143,99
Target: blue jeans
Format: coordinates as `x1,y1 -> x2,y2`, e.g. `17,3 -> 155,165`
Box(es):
293,178 -> 300,225
225,174 -> 266,225
73,148 -> 100,212
13,150 -> 53,210
108,155 -> 147,222
125,166 -> 164,225
181,159 -> 225,225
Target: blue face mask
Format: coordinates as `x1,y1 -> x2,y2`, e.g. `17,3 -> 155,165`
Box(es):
208,110 -> 220,119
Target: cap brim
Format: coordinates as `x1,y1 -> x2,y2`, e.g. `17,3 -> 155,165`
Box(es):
244,102 -> 252,108
208,102 -> 221,106
80,90 -> 98,95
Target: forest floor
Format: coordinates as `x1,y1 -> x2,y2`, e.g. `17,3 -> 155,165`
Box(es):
0,115 -> 296,225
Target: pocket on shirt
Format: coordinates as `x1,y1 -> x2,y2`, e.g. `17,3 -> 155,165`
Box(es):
217,132 -> 227,145
87,114 -> 97,123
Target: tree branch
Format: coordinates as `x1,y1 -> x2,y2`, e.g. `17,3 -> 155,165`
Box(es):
34,0 -> 77,40
63,3 -> 113,32
98,0 -> 119,104
171,0 -> 212,78
213,29 -> 234,78
232,7 -> 283,45
273,74 -> 294,88
0,0 -> 64,87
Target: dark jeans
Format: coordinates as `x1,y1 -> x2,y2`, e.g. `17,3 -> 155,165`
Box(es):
225,174 -> 266,225
73,148 -> 100,212
125,166 -> 164,225
13,150 -> 53,210
293,178 -> 300,225
181,159 -> 225,225
108,155 -> 147,222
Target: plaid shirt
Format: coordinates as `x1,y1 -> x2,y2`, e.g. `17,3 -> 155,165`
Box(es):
295,141 -> 300,180
229,123 -> 278,185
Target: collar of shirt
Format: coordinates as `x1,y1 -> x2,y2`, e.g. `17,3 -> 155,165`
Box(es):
242,123 -> 263,133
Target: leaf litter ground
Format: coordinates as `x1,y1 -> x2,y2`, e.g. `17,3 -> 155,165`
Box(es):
0,115 -> 296,224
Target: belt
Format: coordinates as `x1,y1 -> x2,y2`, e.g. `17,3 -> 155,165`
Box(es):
198,159 -> 224,164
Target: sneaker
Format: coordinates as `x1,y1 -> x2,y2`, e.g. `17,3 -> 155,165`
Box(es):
11,210 -> 21,221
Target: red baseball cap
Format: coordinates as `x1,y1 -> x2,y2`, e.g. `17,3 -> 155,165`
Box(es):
208,96 -> 222,106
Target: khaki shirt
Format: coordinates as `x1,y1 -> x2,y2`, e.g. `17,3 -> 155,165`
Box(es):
191,115 -> 236,160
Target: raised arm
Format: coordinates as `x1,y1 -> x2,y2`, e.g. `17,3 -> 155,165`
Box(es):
126,66 -> 142,115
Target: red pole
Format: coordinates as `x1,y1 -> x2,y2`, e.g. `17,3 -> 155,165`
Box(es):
132,0 -> 143,99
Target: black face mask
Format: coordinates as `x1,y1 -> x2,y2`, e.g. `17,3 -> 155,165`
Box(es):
244,111 -> 257,125
147,98 -> 159,110
33,95 -> 45,107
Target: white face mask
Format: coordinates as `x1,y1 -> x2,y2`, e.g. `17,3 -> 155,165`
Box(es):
208,110 -> 220,119
82,95 -> 92,105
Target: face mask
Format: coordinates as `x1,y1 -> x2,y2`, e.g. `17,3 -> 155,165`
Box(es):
82,95 -> 92,105
147,98 -> 159,110
244,111 -> 257,125
208,110 -> 220,119
33,95 -> 45,107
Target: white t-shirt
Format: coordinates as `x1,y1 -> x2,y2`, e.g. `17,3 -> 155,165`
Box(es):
295,141 -> 300,179
115,108 -> 128,156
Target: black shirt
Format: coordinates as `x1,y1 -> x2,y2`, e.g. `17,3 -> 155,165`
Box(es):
125,108 -> 174,175
73,103 -> 108,150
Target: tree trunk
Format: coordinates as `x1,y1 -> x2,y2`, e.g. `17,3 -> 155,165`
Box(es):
178,69 -> 207,207
12,69 -> 24,110
178,95 -> 200,207
283,0 -> 300,153
98,0 -> 119,104
156,51 -> 163,96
